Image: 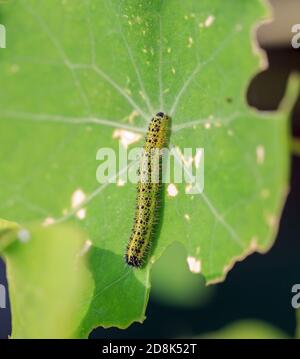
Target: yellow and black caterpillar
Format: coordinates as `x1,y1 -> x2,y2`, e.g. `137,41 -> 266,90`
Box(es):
125,112 -> 170,268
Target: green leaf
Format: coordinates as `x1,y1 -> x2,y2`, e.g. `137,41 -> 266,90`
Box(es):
3,224 -> 93,338
0,218 -> 20,251
201,320 -> 289,339
0,0 -> 294,336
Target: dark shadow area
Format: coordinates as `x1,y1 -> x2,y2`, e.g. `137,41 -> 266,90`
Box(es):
247,48 -> 300,136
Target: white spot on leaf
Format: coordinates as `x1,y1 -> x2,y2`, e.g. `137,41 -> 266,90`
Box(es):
18,229 -> 30,243
188,36 -> 194,48
204,15 -> 215,27
113,129 -> 142,149
71,189 -> 87,220
250,236 -> 258,250
256,145 -> 265,165
117,178 -> 125,187
185,183 -> 193,194
43,217 -> 55,226
265,212 -> 277,228
79,239 -> 92,257
184,213 -> 190,221
187,256 -> 202,273
72,189 -> 85,208
167,183 -> 178,197
76,209 -> 86,220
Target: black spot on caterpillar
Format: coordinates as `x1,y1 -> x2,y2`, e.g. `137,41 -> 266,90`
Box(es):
125,112 -> 170,268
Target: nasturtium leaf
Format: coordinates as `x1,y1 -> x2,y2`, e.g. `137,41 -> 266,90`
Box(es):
0,0 -> 293,337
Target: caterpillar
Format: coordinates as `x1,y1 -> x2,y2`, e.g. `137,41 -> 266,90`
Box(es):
125,112 -> 170,268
